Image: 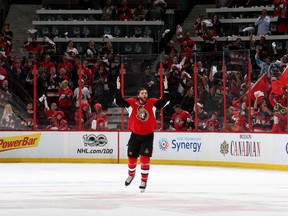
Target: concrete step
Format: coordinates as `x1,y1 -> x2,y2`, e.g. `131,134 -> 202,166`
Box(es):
5,4 -> 41,57
179,4 -> 216,35
107,107 -> 127,115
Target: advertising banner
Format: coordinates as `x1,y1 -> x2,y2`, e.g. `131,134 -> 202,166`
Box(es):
119,132 -> 131,159
153,132 -> 210,160
273,134 -> 288,164
65,132 -> 118,159
0,132 -> 63,158
119,132 -> 211,161
1,131 -> 288,170
212,133 -> 274,164
0,131 -> 118,160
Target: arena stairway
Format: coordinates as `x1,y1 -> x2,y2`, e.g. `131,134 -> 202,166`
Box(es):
150,4 -> 215,71
4,4 -> 41,57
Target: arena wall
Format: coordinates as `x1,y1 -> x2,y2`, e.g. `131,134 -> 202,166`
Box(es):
0,131 -> 288,171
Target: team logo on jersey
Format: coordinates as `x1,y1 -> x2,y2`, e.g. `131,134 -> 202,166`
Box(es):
136,106 -> 149,121
175,117 -> 181,124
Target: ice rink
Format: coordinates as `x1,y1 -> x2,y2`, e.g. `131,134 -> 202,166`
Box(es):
1,163 -> 288,216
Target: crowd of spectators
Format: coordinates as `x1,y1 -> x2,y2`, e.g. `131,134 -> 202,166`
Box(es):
0,0 -> 288,133
0,23 -> 115,130
101,0 -> 167,21
157,0 -> 288,132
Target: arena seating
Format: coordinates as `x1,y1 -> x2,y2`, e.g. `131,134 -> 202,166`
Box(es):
32,10 -> 174,55
206,6 -> 274,18
32,37 -> 154,55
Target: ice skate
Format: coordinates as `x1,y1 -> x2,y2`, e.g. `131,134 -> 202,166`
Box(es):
125,175 -> 135,186
139,181 -> 147,193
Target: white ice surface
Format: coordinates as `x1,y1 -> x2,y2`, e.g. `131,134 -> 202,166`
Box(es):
1,163 -> 288,216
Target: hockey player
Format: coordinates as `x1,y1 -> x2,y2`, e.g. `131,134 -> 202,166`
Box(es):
115,76 -> 169,192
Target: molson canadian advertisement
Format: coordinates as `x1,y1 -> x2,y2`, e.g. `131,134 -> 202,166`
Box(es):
212,133 -> 274,164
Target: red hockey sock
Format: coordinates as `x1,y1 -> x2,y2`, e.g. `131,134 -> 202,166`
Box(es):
140,155 -> 150,182
128,157 -> 138,177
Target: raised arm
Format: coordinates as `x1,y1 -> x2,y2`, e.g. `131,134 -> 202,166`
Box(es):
115,76 -> 130,108
154,76 -> 170,108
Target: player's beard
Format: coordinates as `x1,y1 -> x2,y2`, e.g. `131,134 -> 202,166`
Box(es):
139,96 -> 147,104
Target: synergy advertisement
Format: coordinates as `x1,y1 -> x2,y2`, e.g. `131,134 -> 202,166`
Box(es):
119,132 -> 211,160
153,132 -> 210,160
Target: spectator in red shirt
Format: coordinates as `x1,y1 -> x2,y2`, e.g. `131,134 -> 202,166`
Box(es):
276,9 -> 288,34
169,104 -> 193,131
58,80 -> 73,109
177,31 -> 196,49
0,34 -> 10,58
205,112 -> 220,131
40,54 -> 54,73
92,103 -> 107,120
179,40 -> 193,64
58,80 -> 73,125
272,0 -> 286,17
74,101 -> 92,130
82,59 -> 93,90
95,118 -> 108,130
251,97 -> 273,132
44,101 -> 58,120
47,110 -> 68,130
24,36 -> 42,59
57,56 -> 73,79
231,101 -> 249,132
116,0 -> 132,21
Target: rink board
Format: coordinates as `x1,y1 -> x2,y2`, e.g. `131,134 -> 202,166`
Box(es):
0,131 -> 118,163
0,131 -> 288,170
